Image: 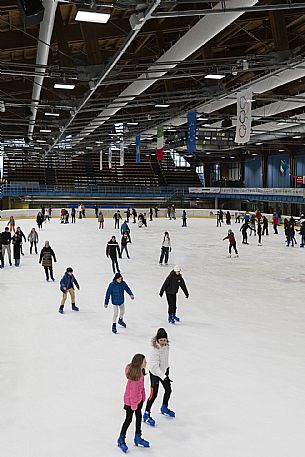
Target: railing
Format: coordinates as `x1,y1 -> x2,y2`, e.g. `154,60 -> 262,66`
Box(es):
189,187 -> 305,197
0,183 -> 190,197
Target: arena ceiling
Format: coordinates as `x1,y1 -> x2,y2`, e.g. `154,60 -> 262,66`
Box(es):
1,0 -> 305,164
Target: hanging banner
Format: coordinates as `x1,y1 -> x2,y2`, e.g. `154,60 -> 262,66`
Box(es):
235,88 -> 252,144
99,150 -> 103,170
108,146 -> 112,169
120,141 -> 124,166
280,159 -> 289,176
136,134 -> 141,163
157,126 -> 164,161
187,110 -> 197,153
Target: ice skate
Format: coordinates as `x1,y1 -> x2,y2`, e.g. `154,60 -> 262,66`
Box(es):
58,306 -> 64,314
173,315 -> 180,322
234,254 -> 239,258
112,323 -> 117,334
160,405 -> 175,417
72,304 -> 79,311
227,254 -> 231,258
134,433 -> 150,448
143,411 -> 155,426
117,436 -> 128,453
168,315 -> 175,324
118,318 -> 127,328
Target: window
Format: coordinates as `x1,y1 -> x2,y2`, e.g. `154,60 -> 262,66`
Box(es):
170,151 -> 190,167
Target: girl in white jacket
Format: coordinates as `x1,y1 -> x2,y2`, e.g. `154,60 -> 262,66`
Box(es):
159,232 -> 171,265
143,328 -> 175,426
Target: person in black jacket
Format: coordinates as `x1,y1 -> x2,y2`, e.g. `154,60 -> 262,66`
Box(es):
262,216 -> 269,236
36,212 -> 44,230
12,234 -> 22,266
71,207 -> 76,223
121,233 -> 130,259
16,226 -> 26,255
39,241 -> 56,281
1,227 -> 12,266
159,265 -> 189,324
106,235 -> 121,273
113,211 -> 122,229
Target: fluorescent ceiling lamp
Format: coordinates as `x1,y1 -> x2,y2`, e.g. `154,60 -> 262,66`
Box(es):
54,83 -> 75,90
230,156 -> 236,158
96,141 -> 103,144
252,153 -> 258,155
40,129 -> 51,133
255,142 -> 263,145
37,140 -> 46,143
45,112 -> 59,117
155,104 -> 170,108
127,122 -> 138,126
279,149 -> 285,152
277,122 -> 290,126
197,117 -> 208,121
75,10 -> 111,24
204,74 -> 225,80
293,135 -> 301,139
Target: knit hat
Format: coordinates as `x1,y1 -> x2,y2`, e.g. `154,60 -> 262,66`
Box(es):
114,272 -> 123,281
156,328 -> 168,341
174,265 -> 181,272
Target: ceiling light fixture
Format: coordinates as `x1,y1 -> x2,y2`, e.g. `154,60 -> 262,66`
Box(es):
292,135 -> 301,139
278,149 -> 285,152
127,122 -> 139,126
40,129 -> 51,133
255,142 -> 263,145
204,74 -> 225,80
155,104 -> 170,108
45,112 -> 59,117
75,10 -> 111,24
54,83 -> 75,90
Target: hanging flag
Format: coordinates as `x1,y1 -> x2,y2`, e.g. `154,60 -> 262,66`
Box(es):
108,146 -> 112,169
187,111 -> 197,153
120,141 -> 124,166
280,159 -> 289,176
235,88 -> 252,144
157,126 -> 164,161
136,134 -> 141,163
99,150 -> 103,170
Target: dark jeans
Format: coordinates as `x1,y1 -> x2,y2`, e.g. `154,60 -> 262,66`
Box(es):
71,215 -> 76,223
145,373 -> 172,413
262,225 -> 268,235
258,232 -> 262,244
120,401 -> 143,437
110,256 -> 120,273
242,231 -> 248,243
44,266 -> 54,280
30,241 -> 38,254
121,245 -> 130,258
166,293 -> 176,316
182,218 -> 187,227
0,250 -> 4,267
229,243 -> 238,254
114,220 -> 120,229
217,218 -> 222,227
273,224 -> 278,234
159,247 -> 169,264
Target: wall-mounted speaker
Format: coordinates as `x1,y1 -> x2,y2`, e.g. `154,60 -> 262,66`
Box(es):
17,0 -> 44,27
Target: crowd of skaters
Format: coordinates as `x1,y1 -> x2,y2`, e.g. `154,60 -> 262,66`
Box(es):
0,202 -> 191,452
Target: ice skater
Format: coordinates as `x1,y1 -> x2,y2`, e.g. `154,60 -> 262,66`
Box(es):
216,211 -> 222,227
106,235 -> 121,273
12,233 -> 21,266
28,228 -> 38,254
117,354 -> 149,453
98,210 -> 104,229
223,229 -> 238,257
257,222 -> 262,246
59,267 -> 80,314
272,213 -> 279,234
298,221 -> 305,247
7,216 -> 15,233
159,265 -> 189,324
113,210 -> 122,229
159,231 -> 171,265
1,227 -> 12,266
226,211 -> 231,225
182,210 -> 187,227
143,328 -> 174,427
104,272 -> 134,334
15,226 -> 26,255
240,220 -> 253,244
39,241 -> 56,281
262,216 -> 269,235
120,233 -> 130,259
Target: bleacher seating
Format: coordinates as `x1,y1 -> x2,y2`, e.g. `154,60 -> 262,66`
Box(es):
3,150 -> 200,189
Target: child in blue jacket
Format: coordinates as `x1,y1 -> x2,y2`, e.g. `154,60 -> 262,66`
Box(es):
59,267 -> 80,314
104,273 -> 134,334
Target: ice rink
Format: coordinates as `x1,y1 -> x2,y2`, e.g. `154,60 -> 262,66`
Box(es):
1,214 -> 304,457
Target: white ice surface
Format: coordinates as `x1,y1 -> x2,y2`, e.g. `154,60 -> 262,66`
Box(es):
0,216 -> 304,457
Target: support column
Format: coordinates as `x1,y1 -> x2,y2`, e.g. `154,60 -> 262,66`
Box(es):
262,153 -> 268,188
214,197 -> 218,209
289,150 -> 296,188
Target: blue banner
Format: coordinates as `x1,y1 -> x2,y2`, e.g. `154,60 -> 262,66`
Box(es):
187,110 -> 197,153
136,134 -> 141,163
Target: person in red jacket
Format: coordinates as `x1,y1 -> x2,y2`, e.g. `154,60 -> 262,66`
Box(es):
117,354 -> 150,453
223,229 -> 239,257
272,213 -> 279,234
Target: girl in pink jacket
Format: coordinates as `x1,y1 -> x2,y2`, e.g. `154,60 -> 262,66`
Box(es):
118,354 -> 150,453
